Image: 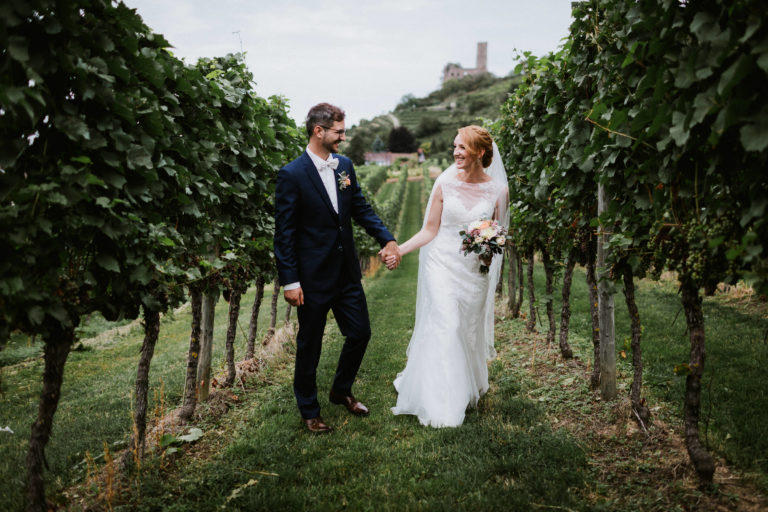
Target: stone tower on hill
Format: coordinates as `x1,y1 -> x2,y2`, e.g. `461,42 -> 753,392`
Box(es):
442,42 -> 488,83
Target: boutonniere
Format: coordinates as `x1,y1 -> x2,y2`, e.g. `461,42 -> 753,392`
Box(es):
337,171 -> 351,191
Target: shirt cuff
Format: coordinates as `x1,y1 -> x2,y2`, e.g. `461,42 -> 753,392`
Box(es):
284,282 -> 301,291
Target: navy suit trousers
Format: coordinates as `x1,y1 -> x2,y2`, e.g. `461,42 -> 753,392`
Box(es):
293,279 -> 371,419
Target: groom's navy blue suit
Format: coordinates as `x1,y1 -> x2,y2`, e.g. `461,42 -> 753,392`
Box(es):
274,151 -> 394,419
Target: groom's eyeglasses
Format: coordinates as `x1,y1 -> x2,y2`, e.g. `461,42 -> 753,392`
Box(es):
321,126 -> 346,136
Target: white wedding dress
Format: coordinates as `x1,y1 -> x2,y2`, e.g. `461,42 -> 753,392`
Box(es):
392,148 -> 508,428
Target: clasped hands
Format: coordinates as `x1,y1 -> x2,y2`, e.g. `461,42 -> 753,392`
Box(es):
378,240 -> 402,271
284,241 -> 402,307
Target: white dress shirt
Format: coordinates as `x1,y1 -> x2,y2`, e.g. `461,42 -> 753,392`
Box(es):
306,146 -> 339,214
284,147 -> 341,292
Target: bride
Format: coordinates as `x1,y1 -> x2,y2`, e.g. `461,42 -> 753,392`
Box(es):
389,125 -> 509,427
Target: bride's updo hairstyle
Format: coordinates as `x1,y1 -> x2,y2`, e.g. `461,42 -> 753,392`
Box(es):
458,125 -> 494,168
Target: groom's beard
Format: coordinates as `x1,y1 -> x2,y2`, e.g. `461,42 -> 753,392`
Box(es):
322,136 -> 342,154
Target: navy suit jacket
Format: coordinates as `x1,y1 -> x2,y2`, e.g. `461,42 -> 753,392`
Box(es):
274,152 -> 394,296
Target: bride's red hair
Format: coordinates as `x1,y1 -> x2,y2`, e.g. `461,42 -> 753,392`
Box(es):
457,125 -> 493,168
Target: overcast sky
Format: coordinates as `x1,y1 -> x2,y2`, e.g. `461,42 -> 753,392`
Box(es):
122,0 -> 574,126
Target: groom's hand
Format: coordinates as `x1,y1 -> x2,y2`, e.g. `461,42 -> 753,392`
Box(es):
379,241 -> 401,270
284,287 -> 304,307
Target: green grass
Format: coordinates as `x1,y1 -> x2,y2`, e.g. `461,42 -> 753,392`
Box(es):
3,177 -> 766,510
0,285 -> 293,510
521,262 -> 768,489
374,180 -> 397,202
0,333 -> 42,366
0,313 -> 134,367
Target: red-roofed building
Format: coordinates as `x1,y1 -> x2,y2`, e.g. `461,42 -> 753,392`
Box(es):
364,152 -> 415,166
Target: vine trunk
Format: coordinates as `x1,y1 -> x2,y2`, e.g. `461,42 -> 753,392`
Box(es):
526,249 -> 536,332
681,280 -> 716,484
246,275 -> 265,359
25,329 -> 73,512
542,248 -> 556,346
516,251 -> 524,318
622,267 -> 650,425
558,250 -> 575,359
223,285 -> 242,387
507,244 -> 520,318
265,276 -> 279,344
122,307 -> 161,470
180,286 -> 203,422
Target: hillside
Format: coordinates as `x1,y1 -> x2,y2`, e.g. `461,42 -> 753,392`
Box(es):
343,73 -> 522,165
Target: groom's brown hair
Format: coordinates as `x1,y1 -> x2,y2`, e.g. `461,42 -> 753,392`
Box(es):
306,103 -> 345,138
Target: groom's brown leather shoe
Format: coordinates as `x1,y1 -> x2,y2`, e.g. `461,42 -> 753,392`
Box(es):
329,389 -> 370,416
304,416 -> 333,434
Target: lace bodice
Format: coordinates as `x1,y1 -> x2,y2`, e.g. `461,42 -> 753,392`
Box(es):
438,178 -> 505,234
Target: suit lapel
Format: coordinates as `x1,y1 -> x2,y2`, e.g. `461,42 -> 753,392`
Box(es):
301,152 -> 338,220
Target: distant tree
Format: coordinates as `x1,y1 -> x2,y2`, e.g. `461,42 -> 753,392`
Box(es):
388,126 -> 417,153
372,135 -> 387,152
416,117 -> 442,137
396,93 -> 419,111
467,95 -> 491,115
343,134 -> 369,165
431,138 -> 448,157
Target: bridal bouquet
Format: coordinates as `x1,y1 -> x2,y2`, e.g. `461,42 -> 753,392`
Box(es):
459,219 -> 508,274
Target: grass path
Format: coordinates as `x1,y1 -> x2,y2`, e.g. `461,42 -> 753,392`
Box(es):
101,179 -> 586,511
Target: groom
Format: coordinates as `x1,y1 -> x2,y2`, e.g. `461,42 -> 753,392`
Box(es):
274,103 -> 401,433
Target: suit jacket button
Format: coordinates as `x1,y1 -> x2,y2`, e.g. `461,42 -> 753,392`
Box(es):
337,245 -> 343,251
339,226 -> 343,231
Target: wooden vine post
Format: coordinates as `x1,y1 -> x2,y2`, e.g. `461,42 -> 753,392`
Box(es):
596,183 -> 616,401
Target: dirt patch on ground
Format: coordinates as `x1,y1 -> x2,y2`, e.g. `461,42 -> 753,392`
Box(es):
645,273 -> 768,318
143,322 -> 295,441
711,283 -> 768,318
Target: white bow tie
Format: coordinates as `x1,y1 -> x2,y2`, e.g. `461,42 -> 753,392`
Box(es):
320,157 -> 339,171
